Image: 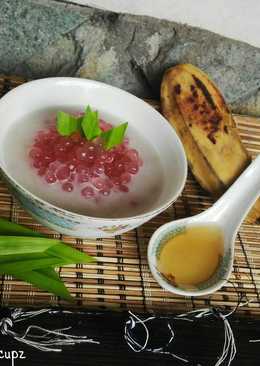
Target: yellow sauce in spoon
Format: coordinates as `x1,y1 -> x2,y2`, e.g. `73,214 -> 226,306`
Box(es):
157,226 -> 224,289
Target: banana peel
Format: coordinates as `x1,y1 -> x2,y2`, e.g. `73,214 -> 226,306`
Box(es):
161,63 -> 260,224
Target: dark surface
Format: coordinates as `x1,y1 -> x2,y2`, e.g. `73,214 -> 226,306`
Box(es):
0,308 -> 259,365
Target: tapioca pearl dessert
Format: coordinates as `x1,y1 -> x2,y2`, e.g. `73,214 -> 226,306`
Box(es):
4,109 -> 164,218
28,119 -> 143,200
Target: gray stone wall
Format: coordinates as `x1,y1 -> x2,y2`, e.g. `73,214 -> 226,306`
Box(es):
1,0 -> 260,115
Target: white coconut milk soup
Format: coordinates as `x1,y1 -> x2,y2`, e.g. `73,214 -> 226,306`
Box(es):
3,108 -> 165,218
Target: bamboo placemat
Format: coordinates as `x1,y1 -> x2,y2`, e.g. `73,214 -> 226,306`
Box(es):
0,75 -> 259,315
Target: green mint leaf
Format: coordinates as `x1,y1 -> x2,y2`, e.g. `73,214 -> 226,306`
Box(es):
57,111 -> 81,136
81,105 -> 102,141
102,122 -> 128,150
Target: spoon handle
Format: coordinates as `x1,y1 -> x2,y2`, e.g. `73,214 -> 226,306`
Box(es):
209,155 -> 260,234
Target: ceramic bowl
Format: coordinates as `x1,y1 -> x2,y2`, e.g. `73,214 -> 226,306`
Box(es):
0,77 -> 187,238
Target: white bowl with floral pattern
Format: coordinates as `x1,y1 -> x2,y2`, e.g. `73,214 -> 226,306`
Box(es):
0,78 -> 187,238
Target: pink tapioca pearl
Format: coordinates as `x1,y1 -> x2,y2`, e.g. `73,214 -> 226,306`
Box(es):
112,172 -> 130,185
93,178 -> 107,190
67,146 -> 77,160
76,164 -> 89,175
120,173 -> 131,184
67,162 -> 77,172
37,167 -> 47,176
56,166 -> 70,181
127,149 -> 139,162
48,161 -> 61,172
120,155 -> 132,165
116,143 -> 126,154
79,140 -> 85,147
89,171 -> 99,179
62,182 -> 74,192
42,153 -> 55,165
83,144 -> 97,163
29,148 -> 41,159
45,131 -> 58,143
41,143 -> 55,156
76,146 -> 89,161
63,139 -> 74,149
119,185 -> 129,193
34,141 -> 46,150
99,189 -> 111,196
113,162 -> 125,177
104,165 -> 114,178
105,152 -> 115,164
86,142 -> 97,152
86,152 -> 96,163
78,173 -> 89,183
54,143 -> 67,158
33,159 -> 47,169
126,163 -> 139,175
99,152 -> 108,163
68,159 -> 78,171
56,153 -> 70,164
92,163 -> 104,175
45,171 -> 57,184
112,177 -> 120,186
81,186 -> 95,199
41,134 -> 53,146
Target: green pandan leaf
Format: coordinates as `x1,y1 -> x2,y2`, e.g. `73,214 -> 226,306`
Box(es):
102,122 -> 128,150
57,111 -> 81,136
81,105 -> 102,141
0,236 -> 94,263
47,243 -> 95,264
36,267 -> 60,281
0,219 -> 94,301
0,217 -> 45,237
56,105 -> 129,149
9,269 -> 73,301
0,236 -> 95,272
0,257 -> 71,273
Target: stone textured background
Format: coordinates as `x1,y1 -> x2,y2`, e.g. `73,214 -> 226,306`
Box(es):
1,0 -> 260,115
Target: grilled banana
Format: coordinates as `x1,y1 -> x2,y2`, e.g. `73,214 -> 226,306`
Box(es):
161,63 -> 259,224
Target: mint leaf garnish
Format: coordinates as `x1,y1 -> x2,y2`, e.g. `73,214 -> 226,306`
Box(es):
57,111 -> 81,136
102,122 -> 128,150
81,105 -> 102,141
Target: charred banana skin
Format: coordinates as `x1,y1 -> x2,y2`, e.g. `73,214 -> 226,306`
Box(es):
161,63 -> 259,224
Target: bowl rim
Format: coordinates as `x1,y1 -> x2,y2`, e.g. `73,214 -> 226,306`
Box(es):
0,77 -> 188,222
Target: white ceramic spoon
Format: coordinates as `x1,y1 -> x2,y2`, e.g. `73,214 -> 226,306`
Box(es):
148,155 -> 260,297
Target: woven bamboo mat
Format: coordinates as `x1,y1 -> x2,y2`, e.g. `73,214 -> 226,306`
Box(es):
0,75 -> 259,315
